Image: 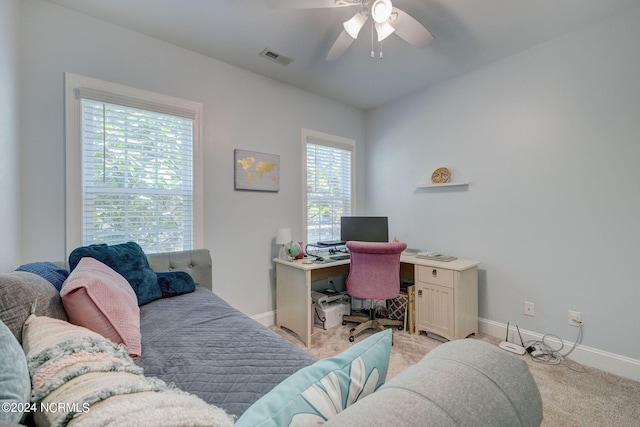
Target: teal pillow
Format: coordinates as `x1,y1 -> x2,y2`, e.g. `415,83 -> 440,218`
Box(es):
156,271 -> 196,298
236,329 -> 392,427
68,242 -> 161,305
0,320 -> 30,424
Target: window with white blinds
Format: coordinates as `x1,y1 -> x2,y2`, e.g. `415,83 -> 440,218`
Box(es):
65,73 -> 203,254
304,130 -> 355,245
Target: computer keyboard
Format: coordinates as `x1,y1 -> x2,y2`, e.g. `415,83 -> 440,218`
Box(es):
330,254 -> 350,261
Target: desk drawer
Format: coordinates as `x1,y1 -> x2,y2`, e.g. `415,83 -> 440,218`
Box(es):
417,265 -> 454,287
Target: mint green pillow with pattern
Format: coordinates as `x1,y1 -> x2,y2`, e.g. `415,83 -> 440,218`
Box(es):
0,319 -> 31,424
236,329 -> 392,427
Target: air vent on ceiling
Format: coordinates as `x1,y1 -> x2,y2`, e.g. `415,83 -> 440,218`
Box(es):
260,48 -> 293,66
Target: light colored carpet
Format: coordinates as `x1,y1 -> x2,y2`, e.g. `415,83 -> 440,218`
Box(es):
270,325 -> 640,427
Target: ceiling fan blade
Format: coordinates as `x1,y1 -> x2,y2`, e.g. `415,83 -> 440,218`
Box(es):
326,29 -> 355,61
390,7 -> 434,48
266,0 -> 357,8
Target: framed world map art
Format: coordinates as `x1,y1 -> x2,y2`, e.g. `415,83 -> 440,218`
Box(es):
234,149 -> 280,192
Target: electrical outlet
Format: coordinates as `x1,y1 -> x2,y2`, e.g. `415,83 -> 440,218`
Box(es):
524,301 -> 535,316
568,310 -> 582,326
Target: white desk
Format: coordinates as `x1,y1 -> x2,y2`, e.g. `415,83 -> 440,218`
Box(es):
273,254 -> 480,347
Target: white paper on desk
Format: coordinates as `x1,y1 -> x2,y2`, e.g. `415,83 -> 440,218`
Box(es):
416,253 -> 458,262
416,251 -> 441,257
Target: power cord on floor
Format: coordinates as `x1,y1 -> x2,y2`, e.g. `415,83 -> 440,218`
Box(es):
523,322 -> 586,372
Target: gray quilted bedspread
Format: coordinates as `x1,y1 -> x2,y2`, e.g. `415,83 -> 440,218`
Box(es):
134,286 -> 316,417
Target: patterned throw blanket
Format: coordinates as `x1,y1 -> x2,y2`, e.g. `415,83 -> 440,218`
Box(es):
22,314 -> 234,427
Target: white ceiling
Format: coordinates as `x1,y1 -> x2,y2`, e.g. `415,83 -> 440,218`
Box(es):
46,0 -> 639,110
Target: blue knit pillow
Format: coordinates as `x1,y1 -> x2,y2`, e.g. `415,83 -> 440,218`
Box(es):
69,242 -> 161,306
16,262 -> 69,292
0,319 -> 30,424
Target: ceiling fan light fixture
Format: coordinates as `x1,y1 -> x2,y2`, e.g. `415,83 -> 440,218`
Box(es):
343,11 -> 367,39
371,0 -> 392,24
375,21 -> 395,41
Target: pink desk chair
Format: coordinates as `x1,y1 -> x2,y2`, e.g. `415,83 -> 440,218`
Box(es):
342,241 -> 407,342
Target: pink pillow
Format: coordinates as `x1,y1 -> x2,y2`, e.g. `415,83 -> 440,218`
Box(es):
60,257 -> 141,357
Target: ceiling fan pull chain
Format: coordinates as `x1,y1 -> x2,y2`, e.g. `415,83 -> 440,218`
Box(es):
370,19 -> 375,59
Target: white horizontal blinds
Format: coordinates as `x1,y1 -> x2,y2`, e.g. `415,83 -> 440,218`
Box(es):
80,96 -> 194,253
77,87 -> 197,119
306,136 -> 352,245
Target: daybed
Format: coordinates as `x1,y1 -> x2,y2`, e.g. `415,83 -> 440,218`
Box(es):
1,246 -> 543,427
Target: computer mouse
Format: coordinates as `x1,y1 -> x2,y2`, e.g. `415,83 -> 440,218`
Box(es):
316,257 -> 324,262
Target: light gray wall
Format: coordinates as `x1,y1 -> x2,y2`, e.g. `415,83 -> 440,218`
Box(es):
366,6 -> 640,360
18,0 -> 365,316
16,0 -> 640,367
0,0 -> 21,272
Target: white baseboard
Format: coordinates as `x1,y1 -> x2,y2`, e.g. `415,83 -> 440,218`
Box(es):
251,310 -> 276,327
479,318 -> 640,382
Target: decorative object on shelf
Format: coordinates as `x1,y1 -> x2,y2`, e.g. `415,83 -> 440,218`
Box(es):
431,167 -> 451,184
235,149 -> 280,192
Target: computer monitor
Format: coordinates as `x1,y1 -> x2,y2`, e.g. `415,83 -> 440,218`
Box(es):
340,216 -> 389,243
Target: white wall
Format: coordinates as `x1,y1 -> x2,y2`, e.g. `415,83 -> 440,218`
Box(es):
366,6 -> 640,364
18,0 -> 365,316
0,0 -> 21,271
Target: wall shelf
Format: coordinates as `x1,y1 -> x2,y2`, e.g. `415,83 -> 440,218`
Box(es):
415,182 -> 470,189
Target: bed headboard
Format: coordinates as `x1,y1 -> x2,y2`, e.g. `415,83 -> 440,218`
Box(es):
146,249 -> 213,291
55,249 -> 213,291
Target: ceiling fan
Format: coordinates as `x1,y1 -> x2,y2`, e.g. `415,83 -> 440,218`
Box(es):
266,0 -> 434,60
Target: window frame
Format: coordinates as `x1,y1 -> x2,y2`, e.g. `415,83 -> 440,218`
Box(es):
64,73 -> 203,255
302,128 -> 356,246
